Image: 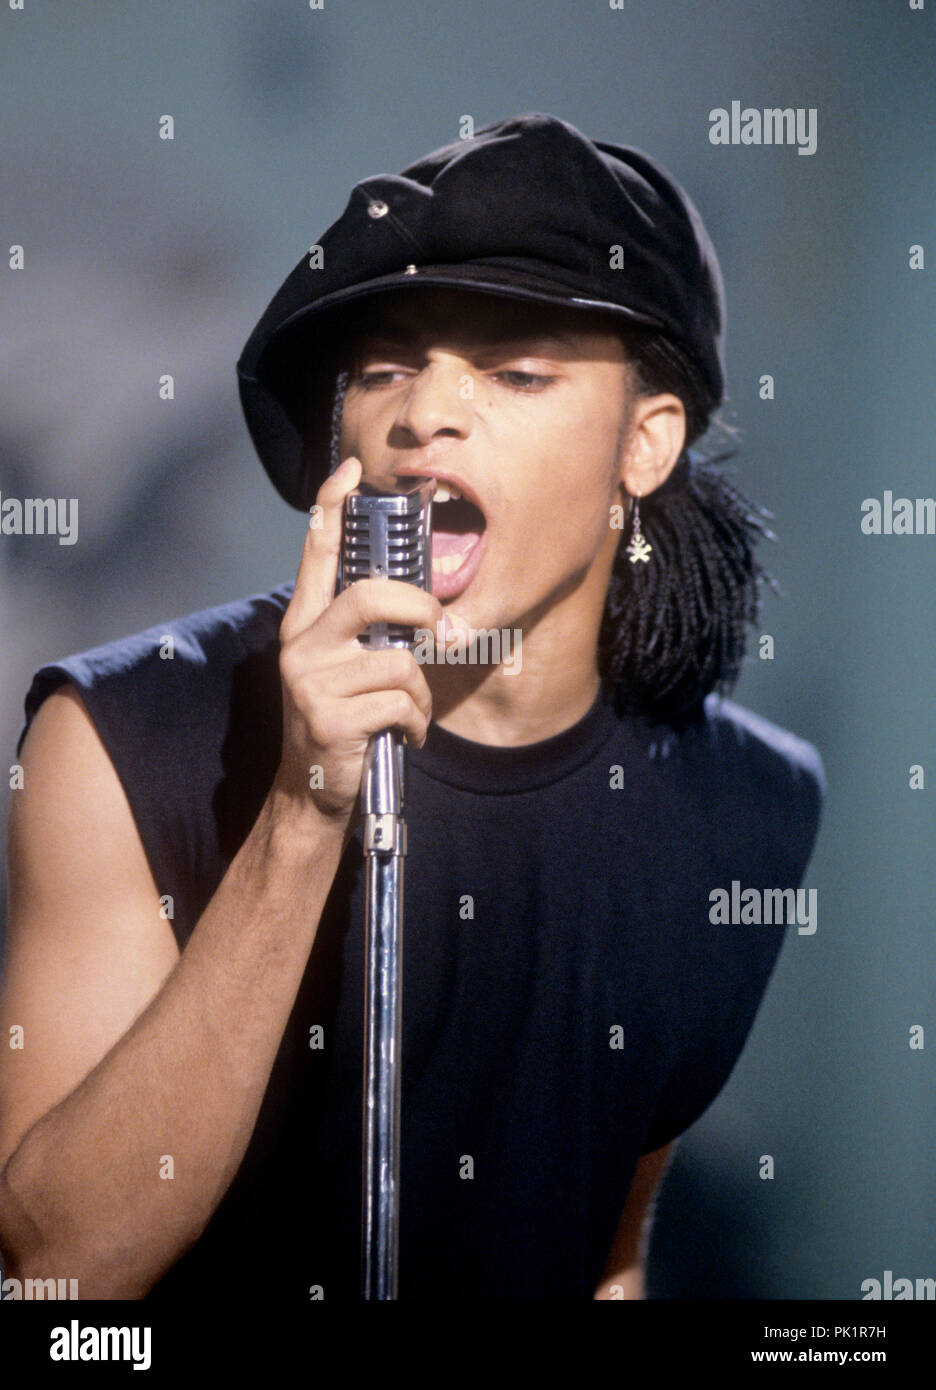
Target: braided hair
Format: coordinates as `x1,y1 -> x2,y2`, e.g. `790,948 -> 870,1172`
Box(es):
598,326 -> 781,725
327,329 -> 779,727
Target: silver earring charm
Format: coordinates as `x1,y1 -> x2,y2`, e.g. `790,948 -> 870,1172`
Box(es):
625,490 -> 652,564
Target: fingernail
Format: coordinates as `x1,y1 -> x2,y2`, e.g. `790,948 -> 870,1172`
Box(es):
443,611 -> 470,640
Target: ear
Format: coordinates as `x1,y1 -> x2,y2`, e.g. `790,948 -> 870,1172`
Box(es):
618,392 -> 686,498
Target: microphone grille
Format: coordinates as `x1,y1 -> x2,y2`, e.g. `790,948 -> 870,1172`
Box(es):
338,483 -> 434,647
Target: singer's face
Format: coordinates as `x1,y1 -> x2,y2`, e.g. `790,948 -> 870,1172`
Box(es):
337,287 -> 675,634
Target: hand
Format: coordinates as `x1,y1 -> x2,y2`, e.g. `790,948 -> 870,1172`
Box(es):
272,457 -> 455,828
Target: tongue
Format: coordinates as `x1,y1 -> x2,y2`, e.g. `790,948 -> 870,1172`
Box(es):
432,529 -> 480,559
431,498 -> 485,558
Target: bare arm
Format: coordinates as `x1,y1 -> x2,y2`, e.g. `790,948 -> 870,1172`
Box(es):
0,683 -> 351,1298
593,1140 -> 676,1300
0,455 -> 454,1299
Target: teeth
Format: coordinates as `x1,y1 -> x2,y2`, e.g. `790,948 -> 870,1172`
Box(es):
433,482 -> 462,503
434,552 -> 467,574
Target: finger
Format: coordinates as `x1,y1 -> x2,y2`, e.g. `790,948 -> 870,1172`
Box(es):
338,689 -> 431,748
317,647 -> 433,720
315,577 -> 448,648
281,456 -> 362,642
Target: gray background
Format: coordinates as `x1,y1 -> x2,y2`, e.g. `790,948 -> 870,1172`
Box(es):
1,0 -> 934,1300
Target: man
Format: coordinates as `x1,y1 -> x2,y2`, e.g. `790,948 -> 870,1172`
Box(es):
0,114 -> 824,1302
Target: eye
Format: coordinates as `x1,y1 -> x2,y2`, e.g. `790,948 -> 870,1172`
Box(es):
354,369 -> 408,388
351,366 -> 556,392
494,370 -> 555,391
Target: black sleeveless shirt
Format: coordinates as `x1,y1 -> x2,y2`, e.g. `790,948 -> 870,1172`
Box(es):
17,584 -> 825,1302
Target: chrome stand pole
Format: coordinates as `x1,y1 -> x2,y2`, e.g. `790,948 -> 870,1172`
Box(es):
361,727 -> 407,1300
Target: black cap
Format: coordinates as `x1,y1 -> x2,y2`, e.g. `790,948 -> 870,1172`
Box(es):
237,112 -> 726,511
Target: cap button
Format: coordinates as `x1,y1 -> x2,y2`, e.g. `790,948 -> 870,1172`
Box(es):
367,199 -> 389,219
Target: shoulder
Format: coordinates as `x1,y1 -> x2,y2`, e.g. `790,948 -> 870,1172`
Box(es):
15,584 -> 296,949
697,693 -> 826,803
690,693 -> 826,879
17,583 -> 294,756
62,581 -> 292,680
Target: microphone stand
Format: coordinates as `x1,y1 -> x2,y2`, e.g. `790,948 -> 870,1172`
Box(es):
361,726 -> 406,1301
340,477 -> 433,1301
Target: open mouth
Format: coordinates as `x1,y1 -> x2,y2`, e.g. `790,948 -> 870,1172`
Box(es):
430,483 -> 487,600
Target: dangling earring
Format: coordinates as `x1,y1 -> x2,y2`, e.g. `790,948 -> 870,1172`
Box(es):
625,489 -> 652,564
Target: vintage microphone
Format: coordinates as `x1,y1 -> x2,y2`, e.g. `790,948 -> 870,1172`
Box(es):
336,475 -> 435,1301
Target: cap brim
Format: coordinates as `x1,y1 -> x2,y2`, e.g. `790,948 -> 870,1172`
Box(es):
267,261 -> 666,345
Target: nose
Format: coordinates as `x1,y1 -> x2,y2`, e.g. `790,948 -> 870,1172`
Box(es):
391,359 -> 473,446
